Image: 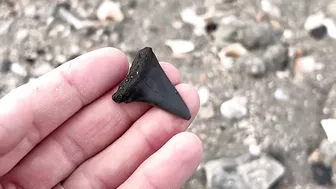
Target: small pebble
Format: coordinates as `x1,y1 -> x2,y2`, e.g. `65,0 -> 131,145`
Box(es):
327,0 -> 336,18
96,1 -> 124,22
24,5 -> 37,18
319,139 -> 336,166
247,57 -> 266,77
31,63 -> 54,77
57,6 -> 96,30
11,63 -> 27,77
142,18 -> 151,29
222,43 -> 248,58
83,40 -> 94,49
172,20 -> 183,29
263,43 -> 289,71
198,87 -> 210,105
239,120 -> 254,130
304,12 -> 328,39
249,144 -> 262,156
276,70 -> 290,79
237,155 -> 286,189
218,51 -> 234,69
270,20 -> 281,29
199,104 -> 215,119
48,24 -> 67,38
214,24 -> 239,47
45,53 -> 53,61
311,162 -> 333,186
282,29 -> 294,40
308,149 -> 323,163
310,25 -> 328,40
205,154 -> 285,189
305,12 -> 325,31
274,88 -> 290,101
165,40 -> 195,55
55,55 -> 67,64
323,18 -> 336,39
200,73 -> 207,83
70,45 -> 80,55
321,119 -> 336,142
205,21 -> 218,34
15,30 -> 29,42
261,0 -> 281,18
237,54 -> 267,77
243,135 -> 258,145
128,0 -> 137,9
323,84 -> 336,118
180,7 -> 206,29
241,23 -> 276,49
204,155 -> 249,189
0,20 -> 12,35
110,32 -> 120,43
222,57 -> 234,70
1,59 -> 12,73
294,56 -> 324,74
220,96 -> 248,120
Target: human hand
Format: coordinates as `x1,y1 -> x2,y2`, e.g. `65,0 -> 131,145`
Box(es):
0,48 -> 202,189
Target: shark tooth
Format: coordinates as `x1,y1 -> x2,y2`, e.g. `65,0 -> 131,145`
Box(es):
112,47 -> 191,120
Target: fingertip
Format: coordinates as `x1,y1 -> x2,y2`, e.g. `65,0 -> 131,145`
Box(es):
141,132 -> 203,189
85,47 -> 129,73
160,62 -> 182,84
175,84 -> 201,119
172,132 -> 203,164
59,47 -> 130,86
117,132 -> 203,189
96,47 -> 130,74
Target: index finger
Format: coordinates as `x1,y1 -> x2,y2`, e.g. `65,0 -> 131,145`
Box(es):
0,47 -> 129,157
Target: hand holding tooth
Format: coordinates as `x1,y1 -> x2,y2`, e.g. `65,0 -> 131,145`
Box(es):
0,48 -> 202,189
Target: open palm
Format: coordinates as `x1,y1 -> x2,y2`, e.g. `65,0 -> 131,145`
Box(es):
0,48 -> 202,189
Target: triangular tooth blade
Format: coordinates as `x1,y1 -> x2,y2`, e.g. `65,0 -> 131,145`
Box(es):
112,47 -> 191,120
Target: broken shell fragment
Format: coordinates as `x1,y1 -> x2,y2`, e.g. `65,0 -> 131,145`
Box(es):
180,8 -> 206,28
261,0 -> 281,18
165,40 -> 195,55
112,47 -> 191,120
221,43 -> 248,58
97,1 -> 124,22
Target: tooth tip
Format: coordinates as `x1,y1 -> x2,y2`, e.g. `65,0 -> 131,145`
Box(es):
183,113 -> 192,120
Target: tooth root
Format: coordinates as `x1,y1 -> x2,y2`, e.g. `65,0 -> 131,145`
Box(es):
112,47 -> 191,120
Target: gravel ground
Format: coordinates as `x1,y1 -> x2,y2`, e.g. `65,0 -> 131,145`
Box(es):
2,0 -> 336,188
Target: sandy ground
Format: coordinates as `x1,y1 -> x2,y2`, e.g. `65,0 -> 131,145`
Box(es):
1,0 -> 336,188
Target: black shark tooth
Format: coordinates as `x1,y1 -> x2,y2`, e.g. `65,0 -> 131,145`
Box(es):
112,47 -> 191,120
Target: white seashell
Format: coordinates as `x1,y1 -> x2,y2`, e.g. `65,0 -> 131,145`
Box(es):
11,63 -> 27,77
304,12 -> 325,31
321,119 -> 336,142
198,87 -> 210,105
323,18 -> 336,39
180,8 -> 206,28
261,0 -> 281,18
165,40 -> 195,55
97,1 -> 124,22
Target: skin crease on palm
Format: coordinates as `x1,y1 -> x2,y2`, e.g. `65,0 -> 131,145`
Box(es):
0,48 -> 203,189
